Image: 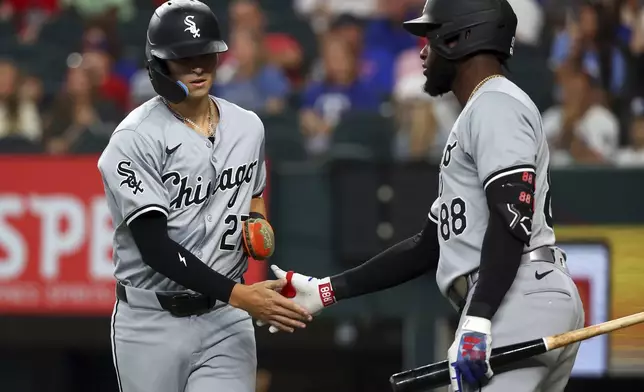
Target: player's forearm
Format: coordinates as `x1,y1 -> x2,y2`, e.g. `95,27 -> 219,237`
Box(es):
330,219 -> 439,301
466,213 -> 524,320
250,196 -> 267,218
128,212 -> 238,303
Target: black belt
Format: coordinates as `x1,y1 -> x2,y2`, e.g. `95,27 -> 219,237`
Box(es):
446,246 -> 564,314
116,282 -> 216,317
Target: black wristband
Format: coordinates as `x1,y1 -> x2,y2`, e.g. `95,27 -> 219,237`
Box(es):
249,211 -> 266,220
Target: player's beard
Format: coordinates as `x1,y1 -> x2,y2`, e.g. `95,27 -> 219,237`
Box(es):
423,54 -> 457,97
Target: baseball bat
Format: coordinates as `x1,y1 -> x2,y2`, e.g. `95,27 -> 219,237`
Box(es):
390,311 -> 644,392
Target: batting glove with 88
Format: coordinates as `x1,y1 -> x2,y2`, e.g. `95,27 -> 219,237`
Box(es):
257,265 -> 337,333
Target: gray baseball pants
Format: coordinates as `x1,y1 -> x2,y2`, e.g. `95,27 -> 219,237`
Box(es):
451,249 -> 585,392
110,285 -> 256,392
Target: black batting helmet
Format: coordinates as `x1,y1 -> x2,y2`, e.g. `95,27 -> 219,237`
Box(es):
403,0 -> 517,62
145,0 -> 228,104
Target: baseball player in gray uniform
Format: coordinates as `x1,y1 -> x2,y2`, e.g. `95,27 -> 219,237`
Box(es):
259,0 -> 585,391
97,2 -> 312,392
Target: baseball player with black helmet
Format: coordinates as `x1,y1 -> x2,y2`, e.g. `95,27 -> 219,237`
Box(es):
260,0 -> 585,391
98,1 -> 312,391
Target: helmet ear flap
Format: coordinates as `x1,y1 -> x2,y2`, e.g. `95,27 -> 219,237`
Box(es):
146,56 -> 189,104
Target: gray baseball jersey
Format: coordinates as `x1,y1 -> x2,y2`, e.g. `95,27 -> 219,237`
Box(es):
98,95 -> 266,292
430,77 -> 555,296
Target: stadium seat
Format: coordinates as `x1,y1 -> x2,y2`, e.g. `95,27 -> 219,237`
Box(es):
27,44 -> 69,78
0,136 -> 44,154
69,130 -> 111,154
331,111 -> 394,161
261,110 -> 307,162
260,0 -> 293,13
37,9 -> 84,52
0,20 -> 14,41
507,43 -> 554,112
268,14 -> 318,70
118,21 -> 149,49
201,0 -> 230,37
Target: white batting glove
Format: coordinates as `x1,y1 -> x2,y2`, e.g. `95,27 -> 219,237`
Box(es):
448,316 -> 494,391
256,264 -> 337,333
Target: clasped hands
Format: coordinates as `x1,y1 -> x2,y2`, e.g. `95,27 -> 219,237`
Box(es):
252,266 -> 495,391
254,265 -> 336,333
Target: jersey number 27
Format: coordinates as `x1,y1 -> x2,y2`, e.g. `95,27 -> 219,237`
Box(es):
219,214 -> 249,251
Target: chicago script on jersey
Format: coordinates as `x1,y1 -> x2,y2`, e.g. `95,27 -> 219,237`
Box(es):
162,160 -> 258,209
214,160 -> 258,208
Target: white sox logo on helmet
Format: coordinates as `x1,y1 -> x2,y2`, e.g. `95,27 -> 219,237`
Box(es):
184,15 -> 200,38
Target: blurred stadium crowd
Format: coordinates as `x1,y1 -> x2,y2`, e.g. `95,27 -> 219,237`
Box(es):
1,0 -> 644,166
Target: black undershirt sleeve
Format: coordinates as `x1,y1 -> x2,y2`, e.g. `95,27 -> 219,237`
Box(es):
466,204 -> 525,320
330,218 -> 440,301
128,211 -> 238,303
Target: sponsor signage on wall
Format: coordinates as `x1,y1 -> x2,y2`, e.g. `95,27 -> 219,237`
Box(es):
0,156 -> 267,315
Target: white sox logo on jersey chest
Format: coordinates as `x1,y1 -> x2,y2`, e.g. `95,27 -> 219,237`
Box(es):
162,160 -> 258,210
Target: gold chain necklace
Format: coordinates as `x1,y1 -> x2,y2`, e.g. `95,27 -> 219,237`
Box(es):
163,97 -> 215,138
468,74 -> 504,102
